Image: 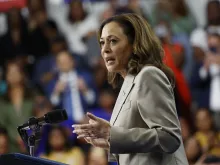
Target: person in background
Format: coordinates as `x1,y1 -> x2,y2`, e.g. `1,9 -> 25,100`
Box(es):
189,0 -> 220,62
27,9 -> 50,59
33,35 -> 67,96
41,125 -> 85,165
58,0 -> 99,56
191,28 -> 220,129
151,0 -> 196,36
194,108 -> 220,157
0,126 -> 9,155
0,8 -> 29,67
154,22 -> 192,127
151,0 -> 195,82
50,51 -> 96,129
0,60 -> 34,153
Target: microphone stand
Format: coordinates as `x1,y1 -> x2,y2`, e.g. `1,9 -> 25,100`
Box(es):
17,117 -> 42,157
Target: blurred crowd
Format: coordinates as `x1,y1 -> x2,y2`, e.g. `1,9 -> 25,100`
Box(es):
0,0 -> 220,164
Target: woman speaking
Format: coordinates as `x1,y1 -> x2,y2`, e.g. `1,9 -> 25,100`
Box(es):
73,13 -> 188,165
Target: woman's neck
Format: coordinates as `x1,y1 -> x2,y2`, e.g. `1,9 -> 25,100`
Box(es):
119,70 -> 127,79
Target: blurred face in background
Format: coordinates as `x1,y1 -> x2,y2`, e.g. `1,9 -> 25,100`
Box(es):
70,1 -> 85,21
28,0 -> 45,15
35,10 -> 47,26
6,63 -> 24,86
56,51 -> 74,72
207,1 -> 220,25
0,134 -> 8,154
99,91 -> 115,111
195,109 -> 213,132
128,0 -> 140,8
49,128 -> 65,151
109,0 -> 118,9
50,41 -> 67,55
8,8 -> 21,29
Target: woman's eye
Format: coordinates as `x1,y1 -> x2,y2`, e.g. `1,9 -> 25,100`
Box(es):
110,39 -> 117,44
100,41 -> 104,46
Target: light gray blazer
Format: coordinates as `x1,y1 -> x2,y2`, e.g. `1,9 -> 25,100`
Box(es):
108,66 -> 189,165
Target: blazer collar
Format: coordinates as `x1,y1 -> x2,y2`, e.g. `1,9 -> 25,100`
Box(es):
110,74 -> 135,125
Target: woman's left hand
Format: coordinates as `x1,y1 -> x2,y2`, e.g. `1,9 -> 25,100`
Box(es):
72,112 -> 111,149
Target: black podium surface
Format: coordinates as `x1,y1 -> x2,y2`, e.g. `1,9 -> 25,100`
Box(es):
0,153 -> 68,165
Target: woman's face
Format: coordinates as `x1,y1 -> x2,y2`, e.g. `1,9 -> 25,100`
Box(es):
6,64 -> 23,86
49,128 -> 65,150
100,22 -> 133,76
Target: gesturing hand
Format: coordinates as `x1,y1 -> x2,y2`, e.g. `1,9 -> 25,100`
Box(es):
72,112 -> 111,150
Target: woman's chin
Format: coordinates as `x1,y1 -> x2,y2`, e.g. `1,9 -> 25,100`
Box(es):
106,66 -> 116,73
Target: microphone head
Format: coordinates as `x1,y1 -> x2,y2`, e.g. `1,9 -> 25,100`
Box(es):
44,109 -> 68,124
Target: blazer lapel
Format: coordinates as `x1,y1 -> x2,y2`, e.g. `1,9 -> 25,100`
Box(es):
110,74 -> 135,125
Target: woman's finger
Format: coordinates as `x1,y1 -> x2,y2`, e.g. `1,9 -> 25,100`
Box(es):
72,124 -> 93,129
87,112 -> 99,121
77,133 -> 96,139
73,129 -> 89,135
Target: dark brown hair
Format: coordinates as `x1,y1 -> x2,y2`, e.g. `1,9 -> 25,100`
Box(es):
98,13 -> 174,88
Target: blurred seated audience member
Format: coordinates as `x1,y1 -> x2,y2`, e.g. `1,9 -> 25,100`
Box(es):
0,126 -> 9,155
0,60 -> 34,153
0,8 -> 29,67
41,125 -> 85,165
27,9 -> 51,58
89,89 -> 116,122
150,0 -> 196,36
191,29 -> 220,129
194,108 -> 220,157
184,137 -> 202,165
87,147 -> 108,165
49,51 -> 97,128
180,117 -> 192,144
58,0 -> 99,55
154,23 -> 192,126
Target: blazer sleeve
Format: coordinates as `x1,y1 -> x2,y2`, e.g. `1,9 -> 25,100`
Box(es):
109,67 -> 181,154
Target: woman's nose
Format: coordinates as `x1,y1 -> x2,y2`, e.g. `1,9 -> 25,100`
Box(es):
102,43 -> 111,54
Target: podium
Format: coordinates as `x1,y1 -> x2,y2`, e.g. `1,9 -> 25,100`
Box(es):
0,153 -> 68,165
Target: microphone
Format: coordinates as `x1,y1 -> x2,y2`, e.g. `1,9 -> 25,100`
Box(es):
20,109 -> 68,130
